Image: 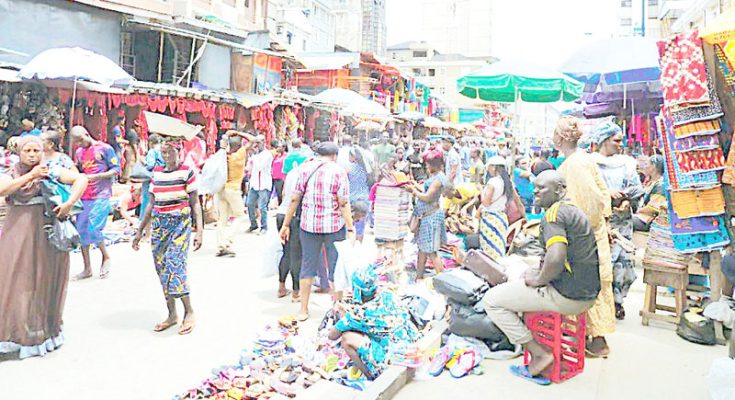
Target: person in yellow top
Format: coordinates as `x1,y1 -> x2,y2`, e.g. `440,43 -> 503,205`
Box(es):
441,182 -> 481,216
216,130 -> 256,257
552,116 -> 614,358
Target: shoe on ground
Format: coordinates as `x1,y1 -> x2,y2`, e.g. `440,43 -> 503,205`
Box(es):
247,226 -> 258,233
259,228 -> 267,236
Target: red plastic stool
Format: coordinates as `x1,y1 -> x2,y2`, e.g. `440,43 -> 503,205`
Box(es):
523,312 -> 586,383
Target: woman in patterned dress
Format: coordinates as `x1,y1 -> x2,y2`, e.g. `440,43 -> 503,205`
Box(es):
478,156 -> 512,260
348,147 -> 371,242
132,139 -> 203,335
404,150 -> 447,280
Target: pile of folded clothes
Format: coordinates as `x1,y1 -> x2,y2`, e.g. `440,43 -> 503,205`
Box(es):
372,184 -> 411,241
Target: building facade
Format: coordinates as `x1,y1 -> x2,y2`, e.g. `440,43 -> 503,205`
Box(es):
660,0 -> 734,36
615,0 -> 663,38
361,0 -> 387,55
416,0 -> 493,57
266,0 -> 336,52
329,0 -> 363,51
387,41 -> 492,107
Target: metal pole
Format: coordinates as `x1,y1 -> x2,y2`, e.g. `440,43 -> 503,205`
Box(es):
67,78 -> 78,154
187,37 -> 196,87
157,31 -> 164,83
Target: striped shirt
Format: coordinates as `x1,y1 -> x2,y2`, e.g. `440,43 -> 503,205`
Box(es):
150,165 -> 198,214
295,160 -> 349,234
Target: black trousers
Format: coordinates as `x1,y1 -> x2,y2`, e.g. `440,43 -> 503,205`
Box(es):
273,179 -> 285,205
276,214 -> 301,290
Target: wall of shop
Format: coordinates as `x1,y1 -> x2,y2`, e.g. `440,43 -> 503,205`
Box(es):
197,43 -> 232,90
0,0 -> 121,65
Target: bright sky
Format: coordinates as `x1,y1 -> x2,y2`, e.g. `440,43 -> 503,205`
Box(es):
386,0 -> 618,67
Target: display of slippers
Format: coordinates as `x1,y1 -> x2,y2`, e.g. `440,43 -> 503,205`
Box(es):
509,365 -> 551,385
428,345 -> 454,377
449,349 -> 481,379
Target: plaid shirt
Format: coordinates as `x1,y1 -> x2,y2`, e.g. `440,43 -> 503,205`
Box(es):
295,160 -> 349,234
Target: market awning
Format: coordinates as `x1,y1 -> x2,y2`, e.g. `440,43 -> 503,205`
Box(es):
232,92 -> 273,108
38,79 -> 127,94
297,52 -> 359,71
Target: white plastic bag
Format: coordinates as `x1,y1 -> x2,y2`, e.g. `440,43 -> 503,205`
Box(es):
199,149 -> 228,195
708,357 -> 735,400
260,232 -> 283,278
334,241 -> 373,292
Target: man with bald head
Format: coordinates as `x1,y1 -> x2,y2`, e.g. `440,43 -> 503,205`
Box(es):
481,170 -> 600,383
71,125 -> 120,280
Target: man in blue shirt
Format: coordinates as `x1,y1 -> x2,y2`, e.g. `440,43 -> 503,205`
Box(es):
19,119 -> 41,137
513,157 -> 535,213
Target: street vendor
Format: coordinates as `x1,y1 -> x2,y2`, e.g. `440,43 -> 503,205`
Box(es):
481,170 -> 600,385
327,266 -> 420,380
441,182 -> 481,216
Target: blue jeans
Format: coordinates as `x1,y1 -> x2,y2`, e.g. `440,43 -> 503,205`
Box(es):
246,188 -> 270,230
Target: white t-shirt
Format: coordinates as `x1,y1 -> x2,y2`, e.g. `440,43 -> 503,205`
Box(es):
482,176 -> 507,212
249,149 -> 274,191
277,168 -> 300,215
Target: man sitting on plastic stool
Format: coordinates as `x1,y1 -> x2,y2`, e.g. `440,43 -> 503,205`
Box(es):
481,170 -> 601,384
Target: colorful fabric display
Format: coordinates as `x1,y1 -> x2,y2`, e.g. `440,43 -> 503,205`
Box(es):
714,44 -> 735,91
674,148 -> 726,174
668,212 -> 723,235
658,115 -> 719,189
672,119 -> 721,139
671,216 -> 730,254
643,205 -> 693,270
670,76 -> 724,126
670,134 -> 720,152
670,186 -> 726,219
657,31 -> 710,109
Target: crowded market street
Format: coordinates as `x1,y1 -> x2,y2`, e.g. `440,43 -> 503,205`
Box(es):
3,1 -> 735,399
0,224 -> 723,400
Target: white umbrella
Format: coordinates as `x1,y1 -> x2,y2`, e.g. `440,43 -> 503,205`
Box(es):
342,98 -> 390,117
18,47 -> 135,140
313,88 -> 366,106
19,47 -> 134,86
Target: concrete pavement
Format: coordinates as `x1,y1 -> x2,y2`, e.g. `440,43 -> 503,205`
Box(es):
0,223 -> 727,400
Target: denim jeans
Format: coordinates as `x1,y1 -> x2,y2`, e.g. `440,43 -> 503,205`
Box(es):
246,188 -> 270,230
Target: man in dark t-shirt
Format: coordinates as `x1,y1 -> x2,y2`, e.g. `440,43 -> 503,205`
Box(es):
481,170 -> 599,381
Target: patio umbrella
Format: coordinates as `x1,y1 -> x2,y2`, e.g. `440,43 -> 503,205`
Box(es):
18,47 -> 134,138
354,120 -> 384,131
420,116 -> 445,129
341,98 -> 390,117
456,60 -> 584,103
313,88 -> 366,106
395,111 -> 428,121
561,37 -> 661,87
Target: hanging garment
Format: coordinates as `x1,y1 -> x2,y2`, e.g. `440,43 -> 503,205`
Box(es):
658,114 -> 719,189
670,76 -> 724,126
657,30 -> 710,109
670,186 -> 726,219
714,44 -> 735,92
671,134 -> 720,152
671,218 -> 730,254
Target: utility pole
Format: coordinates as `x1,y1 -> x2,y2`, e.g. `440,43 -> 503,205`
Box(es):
641,0 -> 646,36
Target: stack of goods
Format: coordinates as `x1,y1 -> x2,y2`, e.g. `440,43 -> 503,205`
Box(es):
649,30 -> 732,259
430,256 -> 516,378
373,184 -> 411,241
445,213 -> 475,235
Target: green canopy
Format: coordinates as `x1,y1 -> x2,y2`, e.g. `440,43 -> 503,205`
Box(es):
457,60 -> 584,103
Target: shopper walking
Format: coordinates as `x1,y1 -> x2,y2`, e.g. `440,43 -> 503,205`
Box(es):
279,142 -> 354,321
271,142 -> 288,206
132,139 -> 203,335
275,154 -> 308,301
404,150 -> 447,280
513,158 -> 535,213
590,121 -> 643,321
41,130 -> 76,172
71,126 -> 120,280
0,135 -> 87,359
553,116 -> 614,357
479,156 -> 512,260
247,136 -> 273,234
441,136 -> 463,186
216,130 -> 255,257
348,147 -> 371,242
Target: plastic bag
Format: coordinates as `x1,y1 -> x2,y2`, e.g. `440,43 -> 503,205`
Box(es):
260,231 -> 283,278
708,357 -> 735,400
432,268 -> 489,305
199,149 -> 228,195
130,162 -> 153,182
45,218 -> 80,252
677,310 -> 716,345
41,178 -> 82,217
704,299 -> 735,329
334,241 -> 372,292
448,301 -> 507,342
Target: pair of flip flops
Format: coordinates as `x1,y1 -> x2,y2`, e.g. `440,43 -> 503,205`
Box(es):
509,365 -> 551,385
449,349 -> 481,378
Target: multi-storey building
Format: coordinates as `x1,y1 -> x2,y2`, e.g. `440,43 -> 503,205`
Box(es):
266,0 -> 336,52
361,0 -> 386,55
329,0 -> 362,52
616,0 -> 663,37
660,0 -> 734,36
416,0 -> 493,58
0,0 -> 268,89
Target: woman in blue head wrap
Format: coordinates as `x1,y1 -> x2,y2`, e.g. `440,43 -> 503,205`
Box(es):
590,120 -> 643,322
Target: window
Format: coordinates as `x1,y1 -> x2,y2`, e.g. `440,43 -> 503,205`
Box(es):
648,0 -> 658,5
412,68 -> 422,76
428,68 -> 436,76
620,17 -> 632,26
620,0 -> 631,6
413,50 -> 427,58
